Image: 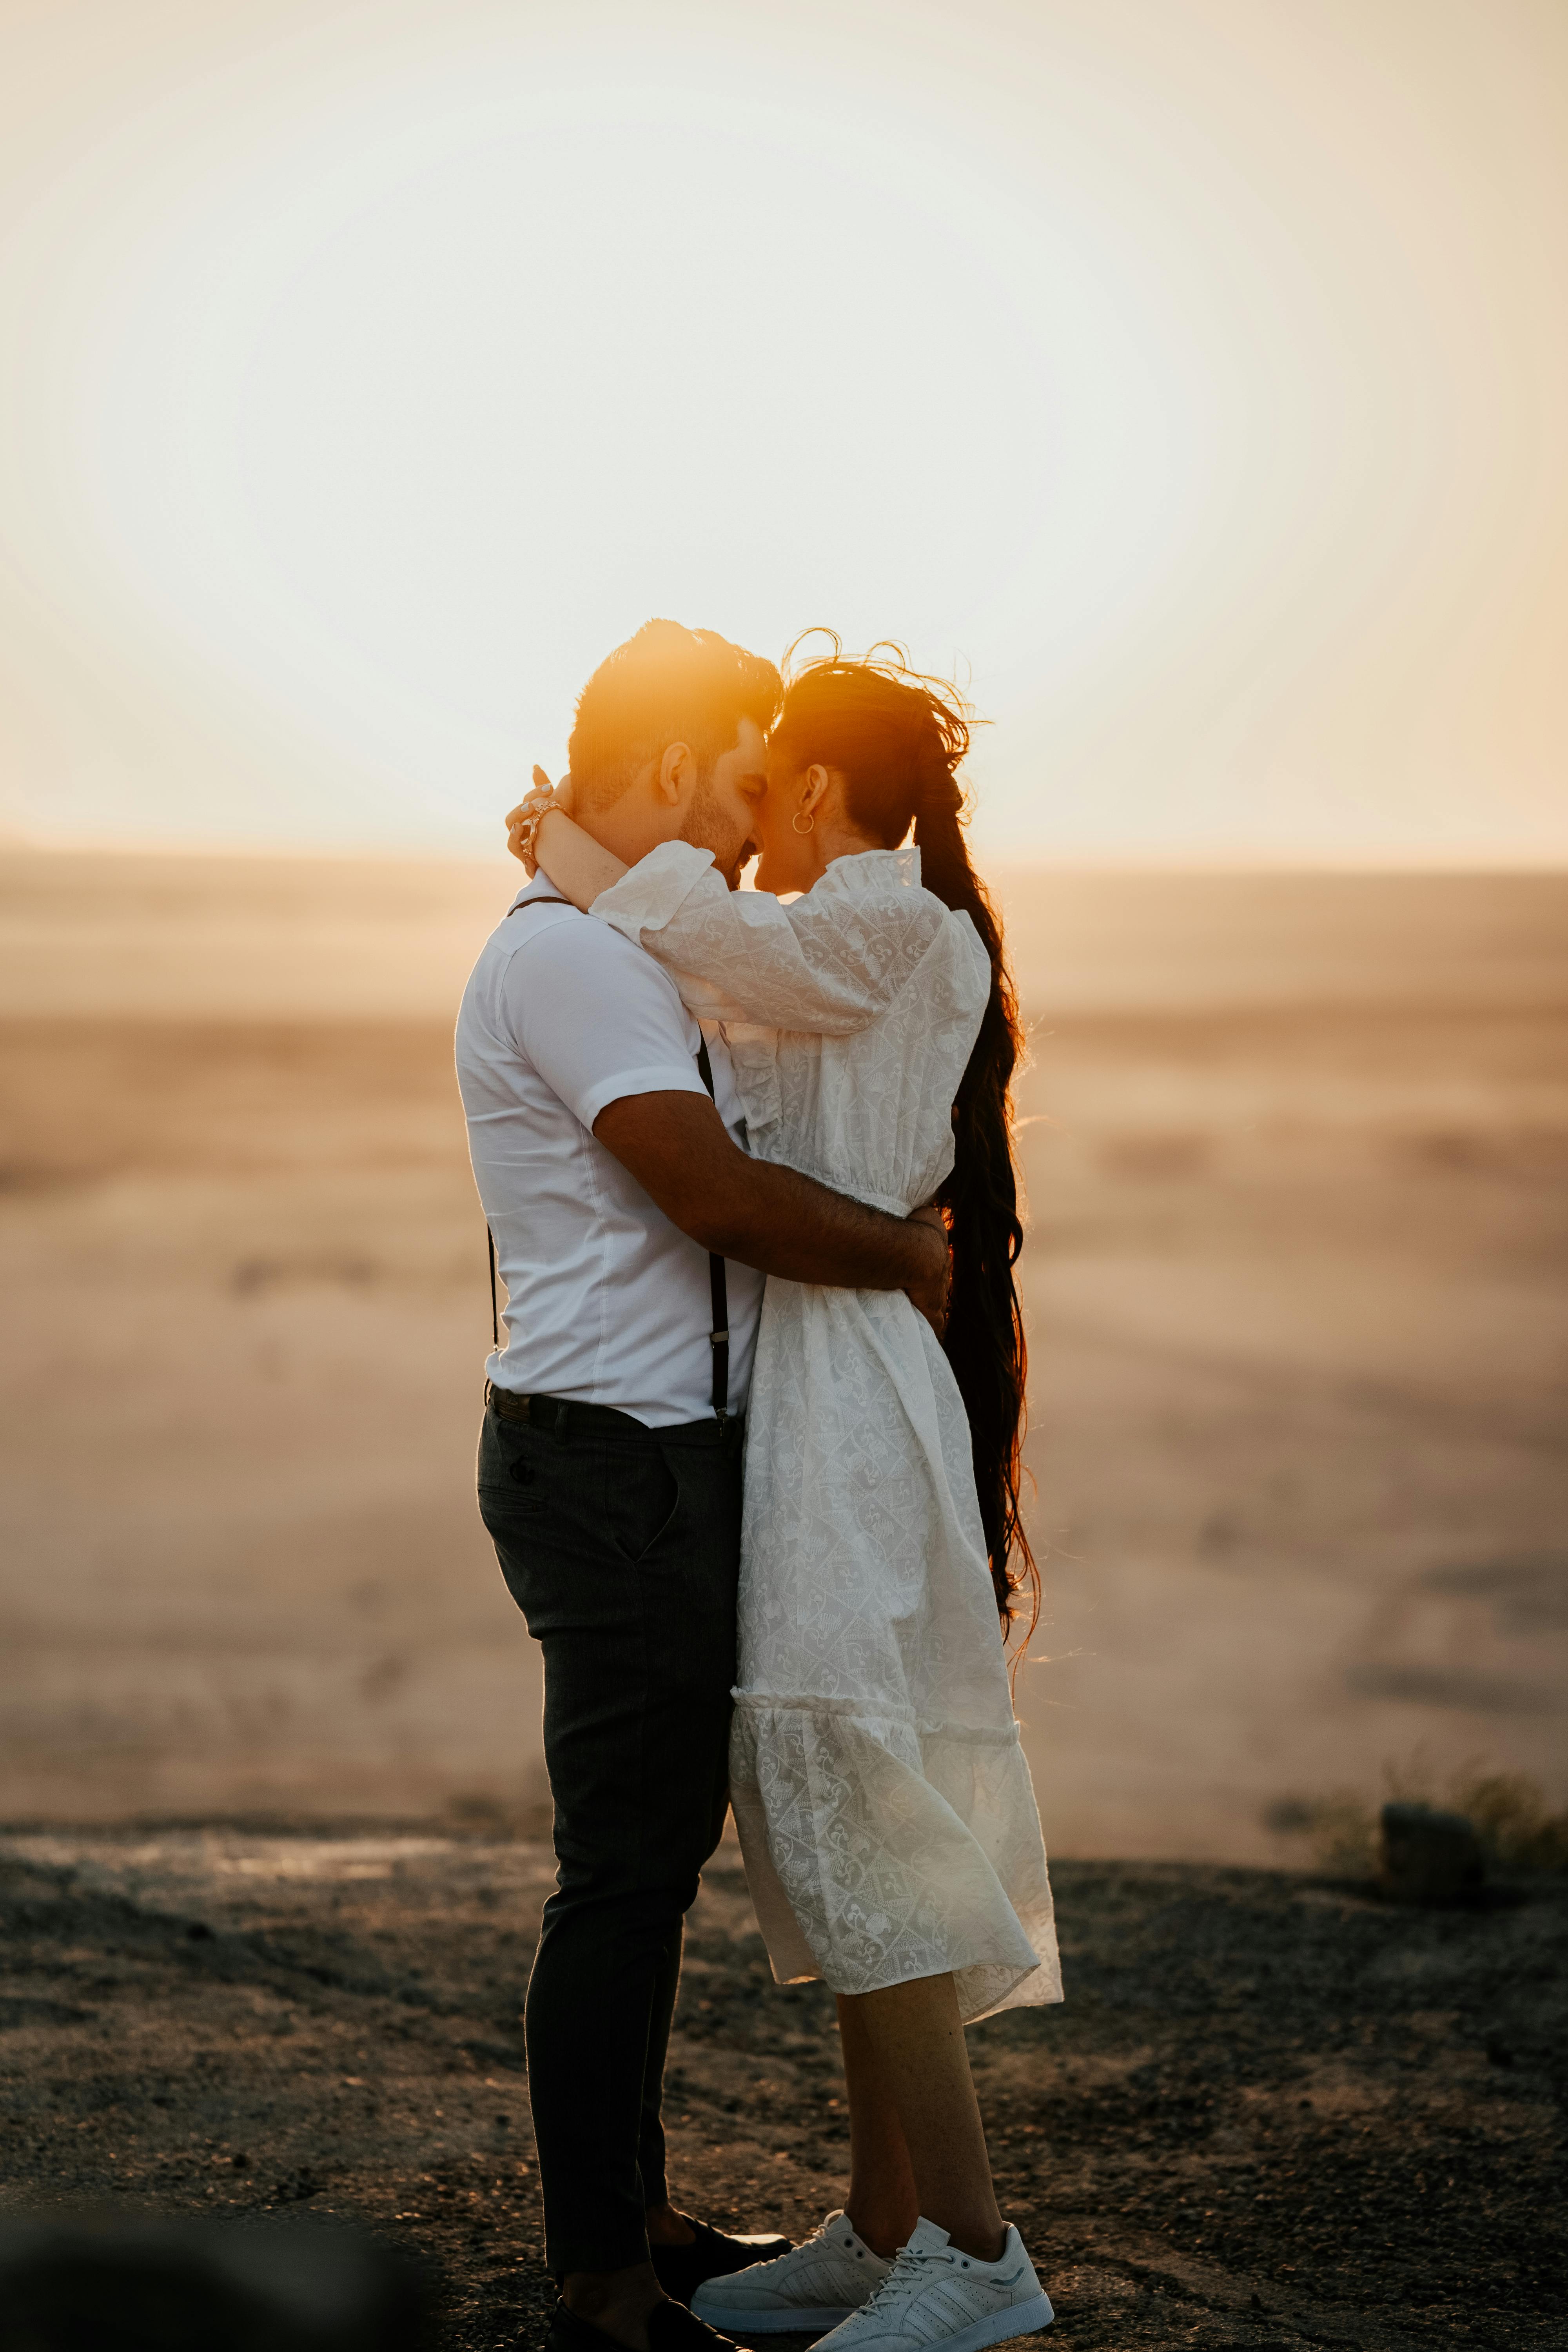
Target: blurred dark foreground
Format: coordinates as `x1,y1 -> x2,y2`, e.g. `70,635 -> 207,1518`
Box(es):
0,2214 -> 432,2352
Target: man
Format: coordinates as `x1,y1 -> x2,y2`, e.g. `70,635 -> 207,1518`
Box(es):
455,621 -> 950,2352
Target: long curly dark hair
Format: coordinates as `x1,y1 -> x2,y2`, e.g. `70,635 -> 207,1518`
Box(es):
769,636 -> 1038,1643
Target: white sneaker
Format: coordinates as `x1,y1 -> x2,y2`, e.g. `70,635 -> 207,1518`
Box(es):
691,2210 -> 893,2334
809,2219 -> 1052,2352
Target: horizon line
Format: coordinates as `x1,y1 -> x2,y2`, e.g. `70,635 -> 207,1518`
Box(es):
4,829 -> 1566,878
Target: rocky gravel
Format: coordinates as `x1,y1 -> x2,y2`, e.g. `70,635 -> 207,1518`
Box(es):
0,1826 -> 1563,2349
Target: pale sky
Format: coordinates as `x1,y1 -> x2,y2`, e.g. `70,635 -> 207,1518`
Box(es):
0,0 -> 1564,860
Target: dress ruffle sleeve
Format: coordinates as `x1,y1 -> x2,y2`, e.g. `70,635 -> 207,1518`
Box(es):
591,842 -> 957,1037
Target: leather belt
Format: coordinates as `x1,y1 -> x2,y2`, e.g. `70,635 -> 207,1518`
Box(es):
483,1382 -> 743,1447
483,1383 -> 644,1435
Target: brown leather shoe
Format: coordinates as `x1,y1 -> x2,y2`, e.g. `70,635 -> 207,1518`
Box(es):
650,2218 -> 793,2309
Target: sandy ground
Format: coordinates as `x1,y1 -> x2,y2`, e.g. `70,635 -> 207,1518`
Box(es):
1017,993 -> 1568,1855
2,1823 -> 1563,2348
2,850 -> 1564,1854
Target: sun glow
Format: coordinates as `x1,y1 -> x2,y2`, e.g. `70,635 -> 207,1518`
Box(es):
65,33 -> 1182,835
1,1 -> 1565,857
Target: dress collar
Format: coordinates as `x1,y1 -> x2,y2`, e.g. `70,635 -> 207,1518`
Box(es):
814,842 -> 923,897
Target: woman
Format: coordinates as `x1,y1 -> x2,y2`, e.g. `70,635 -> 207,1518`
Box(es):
514,645 -> 1060,2352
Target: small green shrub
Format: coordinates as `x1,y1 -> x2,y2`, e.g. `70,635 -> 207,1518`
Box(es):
1266,1766 -> 1568,1876
1449,1770 -> 1568,1872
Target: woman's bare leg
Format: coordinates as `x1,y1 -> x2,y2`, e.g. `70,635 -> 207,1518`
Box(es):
837,1975 -> 1005,2262
837,1993 -> 919,2255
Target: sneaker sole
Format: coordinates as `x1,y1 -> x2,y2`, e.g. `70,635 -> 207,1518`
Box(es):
928,2290 -> 1055,2352
690,2305 -> 858,2335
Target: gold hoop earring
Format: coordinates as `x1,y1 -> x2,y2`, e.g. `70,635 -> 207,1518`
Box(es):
792,809 -> 815,835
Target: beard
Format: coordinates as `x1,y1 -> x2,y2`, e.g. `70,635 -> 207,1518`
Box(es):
679,777 -> 750,890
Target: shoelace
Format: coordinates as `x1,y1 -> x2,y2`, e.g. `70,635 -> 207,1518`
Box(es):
762,2217 -> 853,2278
854,2240 -> 957,2314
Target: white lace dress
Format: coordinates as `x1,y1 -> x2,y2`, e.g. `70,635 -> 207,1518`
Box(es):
592,841 -> 1062,2022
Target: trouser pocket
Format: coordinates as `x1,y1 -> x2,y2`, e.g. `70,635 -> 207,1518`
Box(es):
603,1441 -> 684,1564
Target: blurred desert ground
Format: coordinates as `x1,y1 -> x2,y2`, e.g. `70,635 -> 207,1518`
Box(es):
1,846 -> 1564,1858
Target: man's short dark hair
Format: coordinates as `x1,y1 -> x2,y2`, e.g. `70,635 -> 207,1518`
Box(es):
568,620 -> 782,808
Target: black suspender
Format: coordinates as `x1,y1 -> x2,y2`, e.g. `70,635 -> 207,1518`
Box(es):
488,1224 -> 501,1352
693,1036 -> 731,1425
488,893 -> 731,1425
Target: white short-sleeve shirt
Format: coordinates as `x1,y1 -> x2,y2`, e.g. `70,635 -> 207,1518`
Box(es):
455,875 -> 764,1425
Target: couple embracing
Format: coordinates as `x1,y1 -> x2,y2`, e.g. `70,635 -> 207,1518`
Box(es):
456,621 -> 1062,2352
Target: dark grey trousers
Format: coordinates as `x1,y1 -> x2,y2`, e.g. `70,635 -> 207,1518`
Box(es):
477,1395 -> 743,2278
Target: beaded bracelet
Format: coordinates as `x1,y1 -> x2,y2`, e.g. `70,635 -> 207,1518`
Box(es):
512,769 -> 558,867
